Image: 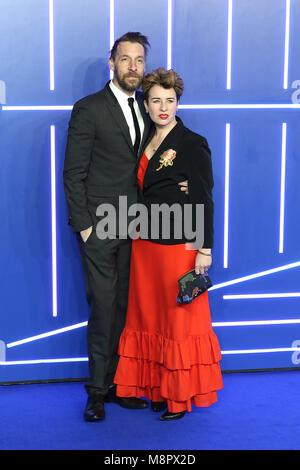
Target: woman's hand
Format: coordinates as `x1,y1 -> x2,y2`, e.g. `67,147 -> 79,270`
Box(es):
195,249 -> 212,275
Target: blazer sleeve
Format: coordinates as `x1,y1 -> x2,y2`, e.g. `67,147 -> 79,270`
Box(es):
187,136 -> 214,248
63,100 -> 96,232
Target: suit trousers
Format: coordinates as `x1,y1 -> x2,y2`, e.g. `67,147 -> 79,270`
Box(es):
77,227 -> 132,397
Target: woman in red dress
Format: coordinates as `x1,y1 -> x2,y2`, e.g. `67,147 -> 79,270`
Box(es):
114,68 -> 223,420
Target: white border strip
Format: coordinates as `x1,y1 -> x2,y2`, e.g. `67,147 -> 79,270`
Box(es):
49,0 -> 55,91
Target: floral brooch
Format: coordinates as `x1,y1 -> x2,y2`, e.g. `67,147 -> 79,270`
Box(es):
156,149 -> 176,172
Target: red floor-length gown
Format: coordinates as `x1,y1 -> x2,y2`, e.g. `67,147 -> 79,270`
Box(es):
114,152 -> 223,413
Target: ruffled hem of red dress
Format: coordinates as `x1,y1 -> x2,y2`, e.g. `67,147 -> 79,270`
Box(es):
117,327 -> 222,370
114,329 -> 223,412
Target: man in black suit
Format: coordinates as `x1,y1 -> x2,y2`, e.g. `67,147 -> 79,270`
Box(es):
63,32 -> 151,421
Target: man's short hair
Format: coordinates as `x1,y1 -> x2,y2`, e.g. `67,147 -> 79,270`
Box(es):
110,32 -> 150,61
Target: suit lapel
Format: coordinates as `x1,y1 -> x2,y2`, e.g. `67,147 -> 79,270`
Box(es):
103,82 -> 135,153
136,93 -> 150,156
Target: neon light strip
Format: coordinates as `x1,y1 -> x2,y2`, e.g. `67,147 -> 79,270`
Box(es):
5,261 -> 300,348
221,347 -> 300,355
110,0 -> 114,80
178,104 -> 300,109
224,124 -> 230,268
1,346 -> 300,365
6,321 -> 88,348
226,0 -> 233,89
223,293 -> 300,299
2,106 -> 73,111
279,123 -> 287,253
209,260 -> 300,291
167,0 -> 172,69
50,126 -> 57,317
283,0 -> 291,89
2,104 -> 300,111
213,319 -> 300,326
0,358 -> 88,366
6,316 -> 300,349
49,0 -> 55,91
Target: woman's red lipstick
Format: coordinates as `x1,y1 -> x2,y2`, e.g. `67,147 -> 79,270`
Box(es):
159,114 -> 169,119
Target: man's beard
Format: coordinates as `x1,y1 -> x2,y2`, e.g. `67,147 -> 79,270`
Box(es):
114,68 -> 143,92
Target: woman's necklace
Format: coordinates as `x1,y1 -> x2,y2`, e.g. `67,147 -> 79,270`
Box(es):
151,132 -> 166,153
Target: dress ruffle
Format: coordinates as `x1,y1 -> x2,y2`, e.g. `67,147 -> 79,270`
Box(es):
117,328 -> 222,370
115,328 -> 223,412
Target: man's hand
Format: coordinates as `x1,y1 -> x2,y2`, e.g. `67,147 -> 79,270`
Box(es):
80,226 -> 93,243
178,180 -> 189,195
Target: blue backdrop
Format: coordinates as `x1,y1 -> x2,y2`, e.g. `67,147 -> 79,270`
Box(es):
1,0 -> 300,383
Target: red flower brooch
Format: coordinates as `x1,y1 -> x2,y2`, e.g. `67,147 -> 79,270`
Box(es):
156,149 -> 176,172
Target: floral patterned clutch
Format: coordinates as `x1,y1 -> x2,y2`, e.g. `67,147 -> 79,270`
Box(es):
176,269 -> 212,304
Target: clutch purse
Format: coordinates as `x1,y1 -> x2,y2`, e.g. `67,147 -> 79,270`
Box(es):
176,269 -> 212,304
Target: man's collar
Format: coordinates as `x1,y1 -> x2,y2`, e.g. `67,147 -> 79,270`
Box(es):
109,80 -> 136,102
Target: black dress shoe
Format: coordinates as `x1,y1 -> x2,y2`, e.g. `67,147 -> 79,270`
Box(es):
160,410 -> 186,421
114,396 -> 149,409
151,401 -> 168,412
84,395 -> 105,422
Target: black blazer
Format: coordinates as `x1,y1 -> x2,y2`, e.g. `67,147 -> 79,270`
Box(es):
63,81 -> 150,233
138,117 -> 214,248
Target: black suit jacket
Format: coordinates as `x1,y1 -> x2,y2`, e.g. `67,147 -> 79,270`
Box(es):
137,117 -> 214,248
63,81 -> 150,233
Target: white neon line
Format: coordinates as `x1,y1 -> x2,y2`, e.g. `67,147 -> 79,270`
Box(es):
6,321 -> 88,348
49,0 -> 55,91
178,104 -> 300,109
213,319 -> 300,327
5,260 -> 300,348
2,104 -> 300,111
0,358 -> 88,366
2,106 -> 73,111
209,260 -> 300,291
110,0 -> 114,80
283,0 -> 291,89
279,123 -> 287,253
50,126 -> 57,317
167,0 -> 172,69
221,347 -> 300,355
224,124 -> 230,268
6,315 -> 300,350
226,0 -> 233,89
1,347 -> 300,365
223,292 -> 300,299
